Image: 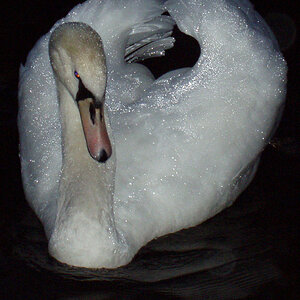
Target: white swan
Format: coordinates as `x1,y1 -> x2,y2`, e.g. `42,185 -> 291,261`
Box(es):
18,0 -> 287,268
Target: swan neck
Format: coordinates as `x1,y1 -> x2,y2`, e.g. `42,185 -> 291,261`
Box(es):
57,82 -> 89,162
55,79 -> 116,226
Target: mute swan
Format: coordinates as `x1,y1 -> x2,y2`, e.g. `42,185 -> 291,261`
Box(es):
18,0 -> 287,268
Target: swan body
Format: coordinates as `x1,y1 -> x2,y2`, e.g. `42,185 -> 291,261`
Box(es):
18,0 -> 287,268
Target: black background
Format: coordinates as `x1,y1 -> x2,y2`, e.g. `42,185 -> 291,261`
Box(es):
0,0 -> 299,299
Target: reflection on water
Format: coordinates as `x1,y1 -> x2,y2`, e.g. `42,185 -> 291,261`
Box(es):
6,183 -> 288,299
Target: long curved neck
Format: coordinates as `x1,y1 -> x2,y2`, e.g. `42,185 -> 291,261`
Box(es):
48,80 -> 121,267
55,80 -> 116,227
47,23 -> 127,267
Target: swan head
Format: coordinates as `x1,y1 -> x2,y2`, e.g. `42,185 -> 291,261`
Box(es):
49,22 -> 112,162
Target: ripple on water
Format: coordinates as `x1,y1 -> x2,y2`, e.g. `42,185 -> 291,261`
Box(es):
11,188 -> 283,299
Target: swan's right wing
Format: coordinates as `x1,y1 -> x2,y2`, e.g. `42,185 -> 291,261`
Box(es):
18,34 -> 61,237
18,0 -> 171,236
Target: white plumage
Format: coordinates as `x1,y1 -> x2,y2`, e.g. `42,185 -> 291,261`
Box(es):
18,0 -> 286,268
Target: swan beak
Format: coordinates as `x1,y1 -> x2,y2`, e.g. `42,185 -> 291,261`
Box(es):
78,99 -> 112,162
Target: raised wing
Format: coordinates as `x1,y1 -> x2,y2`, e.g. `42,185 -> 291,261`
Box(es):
112,0 -> 287,245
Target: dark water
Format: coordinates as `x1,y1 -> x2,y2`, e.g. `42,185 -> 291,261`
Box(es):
2,164 -> 299,299
1,0 -> 299,299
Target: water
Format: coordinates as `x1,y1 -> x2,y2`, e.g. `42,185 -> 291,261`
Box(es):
1,170 -> 297,299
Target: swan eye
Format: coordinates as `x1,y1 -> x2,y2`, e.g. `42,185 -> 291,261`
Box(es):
74,71 -> 80,79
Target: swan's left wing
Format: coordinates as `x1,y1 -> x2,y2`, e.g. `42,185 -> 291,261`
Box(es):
113,0 -> 287,250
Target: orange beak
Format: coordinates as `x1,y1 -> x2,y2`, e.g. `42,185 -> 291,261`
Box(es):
78,98 -> 112,162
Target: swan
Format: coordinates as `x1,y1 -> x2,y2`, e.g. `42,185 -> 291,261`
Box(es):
18,0 -> 287,268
